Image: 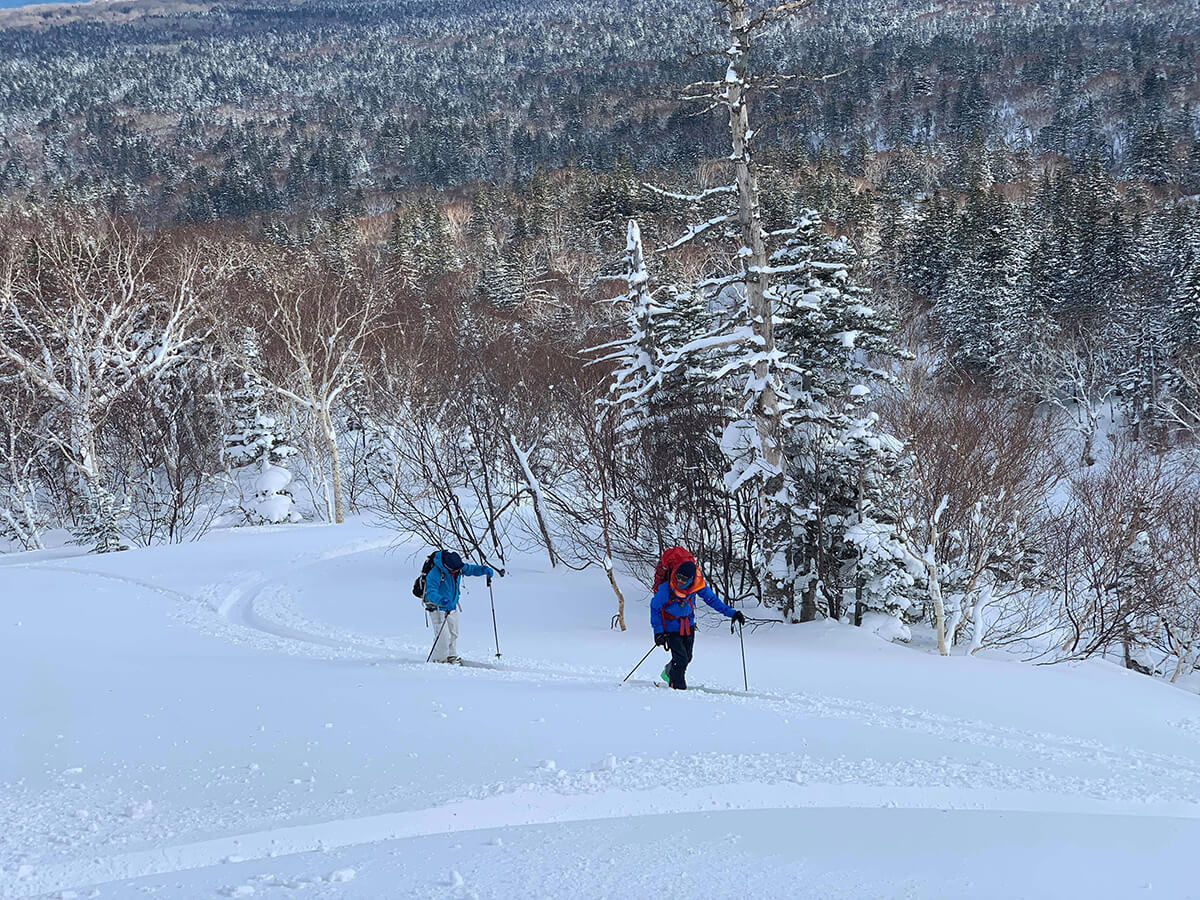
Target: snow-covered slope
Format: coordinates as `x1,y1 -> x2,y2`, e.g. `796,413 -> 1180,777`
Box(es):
3,522 -> 1200,899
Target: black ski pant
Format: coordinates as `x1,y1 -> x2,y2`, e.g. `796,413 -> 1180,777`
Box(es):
665,630 -> 696,690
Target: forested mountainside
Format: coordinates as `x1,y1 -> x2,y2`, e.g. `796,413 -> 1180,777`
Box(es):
0,0 -> 1196,218
2,0 -> 1200,681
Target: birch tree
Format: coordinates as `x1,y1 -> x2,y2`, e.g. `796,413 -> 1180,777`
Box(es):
1013,325 -> 1116,468
228,246 -> 384,524
0,213 -> 214,550
0,387 -> 50,550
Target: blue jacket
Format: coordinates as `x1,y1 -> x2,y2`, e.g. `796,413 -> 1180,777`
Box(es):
424,551 -> 494,612
651,579 -> 737,634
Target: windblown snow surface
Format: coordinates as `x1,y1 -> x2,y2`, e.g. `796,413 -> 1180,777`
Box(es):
3,521 -> 1200,899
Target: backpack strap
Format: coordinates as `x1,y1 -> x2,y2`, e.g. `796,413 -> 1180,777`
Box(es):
660,589 -> 696,635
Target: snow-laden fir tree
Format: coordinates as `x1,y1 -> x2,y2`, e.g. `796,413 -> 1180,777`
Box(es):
1171,248 -> 1200,359
650,280 -> 732,559
72,481 -> 129,553
223,328 -> 298,470
385,209 -> 418,290
594,220 -> 674,546
475,232 -> 531,310
415,197 -> 461,280
251,460 -> 301,526
222,328 -> 300,524
902,194 -> 958,301
646,0 -> 792,612
596,220 -> 665,444
596,220 -> 734,557
937,192 -> 1031,377
769,212 -> 910,624
1116,213 -> 1173,440
635,0 -> 910,619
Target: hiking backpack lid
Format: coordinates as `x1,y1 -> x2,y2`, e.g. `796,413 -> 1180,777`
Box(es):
653,546 -> 697,591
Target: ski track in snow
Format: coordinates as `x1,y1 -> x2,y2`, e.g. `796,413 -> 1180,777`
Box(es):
9,781 -> 1198,900
6,539 -> 1200,898
205,548 -> 1200,799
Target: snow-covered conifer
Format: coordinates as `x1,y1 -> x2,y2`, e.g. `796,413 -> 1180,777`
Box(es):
223,329 -> 298,473
769,212 -> 908,622
937,192 -> 1030,376
596,220 -> 665,442
385,209 -> 419,289
475,233 -> 524,309
72,482 -> 129,553
252,458 -> 300,525
1172,250 -> 1200,355
416,198 -> 461,279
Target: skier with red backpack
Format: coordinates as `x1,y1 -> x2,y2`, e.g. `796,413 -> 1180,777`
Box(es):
651,547 -> 745,690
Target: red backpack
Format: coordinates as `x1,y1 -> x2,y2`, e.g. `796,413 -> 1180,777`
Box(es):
653,546 -> 697,591
654,546 -> 703,635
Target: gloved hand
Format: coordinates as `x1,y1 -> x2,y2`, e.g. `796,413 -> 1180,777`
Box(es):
731,611 -> 746,626
498,568 -> 506,577
654,632 -> 669,648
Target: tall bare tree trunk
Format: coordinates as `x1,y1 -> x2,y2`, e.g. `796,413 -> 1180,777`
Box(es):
931,577 -> 948,657
724,0 -> 790,614
509,435 -> 558,568
601,478 -> 626,630
320,406 -> 345,524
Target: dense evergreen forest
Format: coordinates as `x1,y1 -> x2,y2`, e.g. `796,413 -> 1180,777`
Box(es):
2,0 -> 1200,678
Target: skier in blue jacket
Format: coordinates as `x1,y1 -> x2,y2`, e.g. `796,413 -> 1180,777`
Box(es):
651,558 -> 744,689
423,550 -> 496,664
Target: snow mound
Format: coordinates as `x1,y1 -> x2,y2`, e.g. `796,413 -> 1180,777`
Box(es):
860,610 -> 912,643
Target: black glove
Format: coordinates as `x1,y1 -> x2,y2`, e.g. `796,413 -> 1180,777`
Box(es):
654,633 -> 668,648
731,611 -> 746,626
498,568 -> 506,577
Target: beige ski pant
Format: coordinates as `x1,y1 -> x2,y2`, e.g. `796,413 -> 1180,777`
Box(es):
429,608 -> 460,661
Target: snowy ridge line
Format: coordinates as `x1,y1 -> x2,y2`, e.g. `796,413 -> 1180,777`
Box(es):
6,782 -> 1199,900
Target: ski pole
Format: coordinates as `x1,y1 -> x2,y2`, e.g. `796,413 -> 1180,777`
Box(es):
426,612 -> 450,663
487,576 -> 501,659
738,620 -> 748,692
622,645 -> 657,683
